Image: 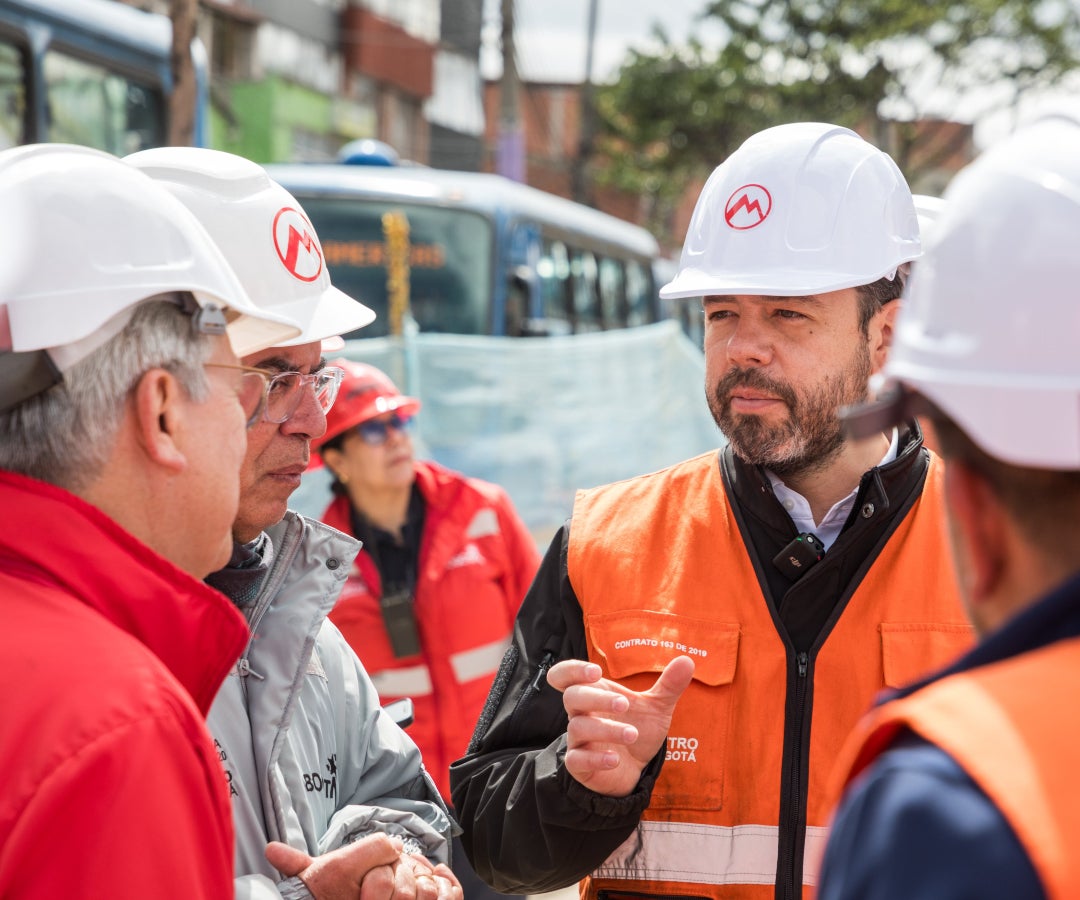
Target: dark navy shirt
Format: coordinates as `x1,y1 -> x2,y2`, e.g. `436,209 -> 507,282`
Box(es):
819,734 -> 1040,899
818,570 -> 1080,900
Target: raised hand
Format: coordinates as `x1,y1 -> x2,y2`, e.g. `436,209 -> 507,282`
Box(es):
547,655 -> 695,797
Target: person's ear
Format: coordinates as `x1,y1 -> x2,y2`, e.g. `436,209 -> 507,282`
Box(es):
944,459 -> 1005,608
869,300 -> 899,373
321,446 -> 346,483
131,368 -> 188,474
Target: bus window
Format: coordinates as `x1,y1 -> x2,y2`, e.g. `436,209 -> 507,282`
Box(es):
505,270 -> 528,337
306,197 -> 492,338
538,238 -> 573,333
503,221 -> 539,336
0,0 -> 207,153
43,48 -> 163,154
0,37 -> 25,150
570,248 -> 602,333
626,259 -> 654,328
679,298 -> 705,348
270,164 -> 663,339
598,256 -> 626,330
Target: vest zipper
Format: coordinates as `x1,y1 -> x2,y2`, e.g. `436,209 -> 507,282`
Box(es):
777,650 -> 811,900
232,525 -> 298,702
528,651 -> 557,693
236,657 -> 265,680
511,650 -> 557,724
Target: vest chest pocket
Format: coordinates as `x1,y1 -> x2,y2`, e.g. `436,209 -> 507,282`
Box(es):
585,611 -> 740,812
880,622 -> 975,688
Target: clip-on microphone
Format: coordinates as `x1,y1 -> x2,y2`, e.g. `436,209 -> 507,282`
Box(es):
772,532 -> 825,580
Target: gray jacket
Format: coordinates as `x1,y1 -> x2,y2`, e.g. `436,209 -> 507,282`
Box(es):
207,511 -> 453,899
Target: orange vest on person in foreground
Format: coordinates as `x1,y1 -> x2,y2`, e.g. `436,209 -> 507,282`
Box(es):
830,636 -> 1080,900
567,450 -> 972,900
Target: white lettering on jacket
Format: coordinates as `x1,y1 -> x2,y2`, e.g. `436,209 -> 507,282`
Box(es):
447,543 -> 486,569
665,735 -> 700,763
612,637 -> 709,657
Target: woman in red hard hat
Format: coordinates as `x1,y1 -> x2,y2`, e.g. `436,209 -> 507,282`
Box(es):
312,359 -> 540,900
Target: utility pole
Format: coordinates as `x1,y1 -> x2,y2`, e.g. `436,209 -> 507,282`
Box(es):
167,0 -> 198,146
496,0 -> 525,182
571,0 -> 599,205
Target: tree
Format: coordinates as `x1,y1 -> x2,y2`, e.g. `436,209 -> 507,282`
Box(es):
594,0 -> 1080,247
593,30 -> 782,248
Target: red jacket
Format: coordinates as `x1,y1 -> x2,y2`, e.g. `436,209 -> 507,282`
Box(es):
322,460 -> 540,800
0,471 -> 248,898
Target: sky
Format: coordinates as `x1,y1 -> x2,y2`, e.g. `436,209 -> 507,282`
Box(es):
480,0 -> 724,84
479,0 -> 1080,151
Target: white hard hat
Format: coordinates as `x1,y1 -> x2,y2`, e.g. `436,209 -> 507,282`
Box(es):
848,115 -> 1080,470
660,122 -> 920,299
913,194 -> 945,244
126,147 -> 375,349
0,144 -> 301,364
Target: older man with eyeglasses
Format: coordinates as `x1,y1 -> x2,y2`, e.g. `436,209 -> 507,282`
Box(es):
311,360 -> 541,900
127,147 -> 461,900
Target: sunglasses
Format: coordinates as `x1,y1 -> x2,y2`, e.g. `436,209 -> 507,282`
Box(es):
355,411 -> 415,446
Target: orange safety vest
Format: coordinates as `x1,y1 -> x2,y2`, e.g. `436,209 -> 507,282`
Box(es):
567,450 -> 972,900
831,636 -> 1080,900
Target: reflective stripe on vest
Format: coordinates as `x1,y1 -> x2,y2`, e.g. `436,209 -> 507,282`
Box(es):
451,636 -> 510,683
595,821 -> 829,887
371,637 -> 509,698
372,665 -> 432,697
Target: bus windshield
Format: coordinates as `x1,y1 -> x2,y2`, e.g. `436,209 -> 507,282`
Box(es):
42,49 -> 163,153
308,197 -> 493,339
0,0 -> 206,154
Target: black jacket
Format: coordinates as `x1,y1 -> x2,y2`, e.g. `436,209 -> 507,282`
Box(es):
449,426 -> 931,900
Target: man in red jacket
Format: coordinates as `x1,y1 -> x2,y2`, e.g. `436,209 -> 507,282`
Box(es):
0,144 -> 315,898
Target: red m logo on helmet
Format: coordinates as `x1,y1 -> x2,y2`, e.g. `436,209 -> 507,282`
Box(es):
273,207 -> 323,282
724,185 -> 772,230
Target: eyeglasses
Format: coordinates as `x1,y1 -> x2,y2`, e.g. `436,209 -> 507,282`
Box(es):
355,411 -> 414,446
262,366 -> 345,424
203,363 -> 272,428
205,364 -> 344,427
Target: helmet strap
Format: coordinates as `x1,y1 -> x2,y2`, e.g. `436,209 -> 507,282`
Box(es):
176,292 -> 228,337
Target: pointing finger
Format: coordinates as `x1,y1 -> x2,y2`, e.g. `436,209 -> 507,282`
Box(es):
546,659 -> 602,692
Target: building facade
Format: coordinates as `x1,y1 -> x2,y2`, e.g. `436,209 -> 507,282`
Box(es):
119,0 -> 484,166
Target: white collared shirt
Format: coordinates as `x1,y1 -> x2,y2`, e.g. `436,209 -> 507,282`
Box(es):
766,429 -> 899,551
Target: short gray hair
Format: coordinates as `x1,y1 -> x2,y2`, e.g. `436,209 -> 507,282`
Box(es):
0,295 -> 213,491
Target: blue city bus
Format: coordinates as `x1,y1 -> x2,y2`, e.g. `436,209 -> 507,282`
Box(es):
0,0 -> 208,154
265,161 -> 664,339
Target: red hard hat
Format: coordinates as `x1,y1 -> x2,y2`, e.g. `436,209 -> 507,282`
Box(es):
314,359 -> 421,451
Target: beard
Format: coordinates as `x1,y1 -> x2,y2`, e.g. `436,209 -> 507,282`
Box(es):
708,346 -> 872,477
